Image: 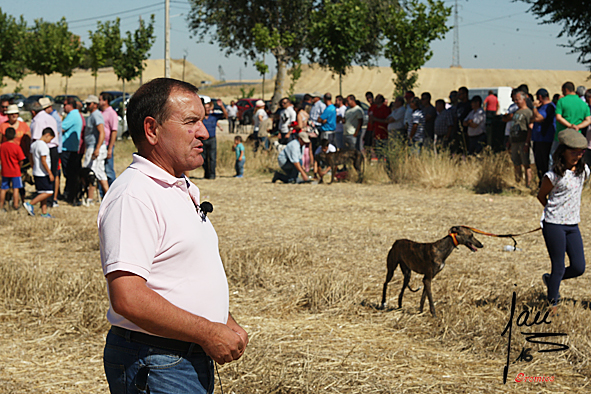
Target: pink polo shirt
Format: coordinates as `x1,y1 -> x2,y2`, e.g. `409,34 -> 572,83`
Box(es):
98,154 -> 229,334
101,106 -> 118,146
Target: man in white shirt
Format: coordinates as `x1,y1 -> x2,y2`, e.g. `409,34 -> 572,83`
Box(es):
278,98 -> 297,142
226,100 -> 238,133
334,95 -> 347,149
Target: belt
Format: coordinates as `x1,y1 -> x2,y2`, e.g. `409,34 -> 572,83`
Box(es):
110,326 -> 205,354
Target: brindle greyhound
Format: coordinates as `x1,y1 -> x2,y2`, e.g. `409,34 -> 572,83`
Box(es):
315,149 -> 364,184
380,226 -> 483,316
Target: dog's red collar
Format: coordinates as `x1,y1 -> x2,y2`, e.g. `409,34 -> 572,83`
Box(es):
450,233 -> 459,247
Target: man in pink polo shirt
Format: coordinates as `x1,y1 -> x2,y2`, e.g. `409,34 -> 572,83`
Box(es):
98,78 -> 248,393
99,92 -> 118,188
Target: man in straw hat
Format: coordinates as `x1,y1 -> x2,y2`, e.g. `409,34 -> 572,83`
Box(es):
98,78 -> 247,393
272,131 -> 311,183
30,97 -> 59,206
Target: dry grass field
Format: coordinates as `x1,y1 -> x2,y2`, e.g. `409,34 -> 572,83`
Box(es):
1,132 -> 591,393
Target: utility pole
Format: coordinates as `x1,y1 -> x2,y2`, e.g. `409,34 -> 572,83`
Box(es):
451,0 -> 461,68
165,0 -> 171,77
182,49 -> 187,81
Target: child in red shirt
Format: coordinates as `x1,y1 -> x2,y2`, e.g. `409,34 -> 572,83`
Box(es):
0,127 -> 26,211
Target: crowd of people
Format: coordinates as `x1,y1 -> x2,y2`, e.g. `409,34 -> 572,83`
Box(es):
267,83 -> 591,186
0,92 -> 120,216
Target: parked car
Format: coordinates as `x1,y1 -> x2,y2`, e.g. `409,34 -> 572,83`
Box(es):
236,98 -> 261,124
241,100 -> 272,125
23,94 -> 54,111
0,93 -> 26,109
100,91 -> 131,101
109,95 -> 132,139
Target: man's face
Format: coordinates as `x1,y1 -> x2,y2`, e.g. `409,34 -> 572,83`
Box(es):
458,90 -> 467,101
336,97 -> 342,106
421,96 -> 429,106
0,101 -> 8,115
471,100 -> 480,110
436,102 -> 445,112
99,96 -> 109,110
87,102 -> 98,112
64,102 -> 73,114
230,101 -> 235,106
154,89 -> 208,177
347,97 -> 355,107
366,95 -> 373,104
204,102 -> 213,114
515,94 -> 525,107
8,113 -> 18,124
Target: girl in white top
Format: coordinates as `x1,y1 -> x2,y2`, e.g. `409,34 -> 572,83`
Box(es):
537,128 -> 589,311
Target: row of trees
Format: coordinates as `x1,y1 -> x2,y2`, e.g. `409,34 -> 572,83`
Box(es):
0,8 -> 155,97
187,0 -> 452,110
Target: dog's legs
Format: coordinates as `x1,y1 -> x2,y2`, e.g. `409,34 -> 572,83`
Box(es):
423,277 -> 437,317
419,283 -> 428,313
380,253 -> 399,309
398,263 -> 411,309
329,165 -> 335,184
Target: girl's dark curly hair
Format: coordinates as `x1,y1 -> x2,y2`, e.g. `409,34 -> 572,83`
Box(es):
552,144 -> 586,177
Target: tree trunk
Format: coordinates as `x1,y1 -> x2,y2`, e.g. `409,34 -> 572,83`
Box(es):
94,74 -> 98,96
122,79 -> 126,116
339,72 -> 342,97
43,75 -> 46,95
270,48 -> 287,113
65,77 -> 69,96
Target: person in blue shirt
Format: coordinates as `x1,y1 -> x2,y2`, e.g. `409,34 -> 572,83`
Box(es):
272,132 -> 311,183
60,97 -> 83,204
532,88 -> 556,187
201,96 -> 227,179
232,135 -> 245,178
317,93 -> 336,143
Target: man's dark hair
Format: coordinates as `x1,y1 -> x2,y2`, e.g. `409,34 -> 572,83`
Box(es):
421,92 -> 431,101
553,144 -> 586,177
320,138 -> 329,148
42,127 -> 55,137
458,86 -> 468,95
324,93 -> 332,102
411,97 -> 421,107
435,99 -> 445,107
365,91 -> 374,99
335,95 -> 343,102
65,97 -> 77,108
347,94 -> 356,102
5,127 -> 16,141
127,78 -> 199,147
234,135 -> 242,142
100,93 -> 113,103
562,81 -> 575,93
471,95 -> 482,106
517,84 -> 529,95
303,93 -> 312,101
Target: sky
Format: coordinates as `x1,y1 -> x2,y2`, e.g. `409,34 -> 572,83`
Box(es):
1,0 -> 587,82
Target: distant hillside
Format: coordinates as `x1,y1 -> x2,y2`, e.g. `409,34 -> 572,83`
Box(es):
0,59 -> 216,97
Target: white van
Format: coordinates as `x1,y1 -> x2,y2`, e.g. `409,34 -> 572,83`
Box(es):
468,87 -> 513,114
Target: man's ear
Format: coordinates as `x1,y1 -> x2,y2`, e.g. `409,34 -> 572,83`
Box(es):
144,116 -> 159,146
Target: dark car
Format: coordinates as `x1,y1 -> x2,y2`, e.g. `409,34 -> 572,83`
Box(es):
99,91 -> 131,101
0,93 -> 26,109
109,95 -> 133,139
236,98 -> 261,124
23,94 -> 54,112
209,98 -> 225,116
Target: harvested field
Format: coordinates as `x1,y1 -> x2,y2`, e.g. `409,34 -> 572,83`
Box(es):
1,134 -> 590,393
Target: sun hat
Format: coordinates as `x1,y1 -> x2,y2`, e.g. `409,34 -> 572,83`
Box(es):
199,95 -> 211,104
558,128 -> 587,149
297,131 -> 310,143
255,100 -> 265,107
39,97 -> 53,109
84,95 -> 99,104
5,104 -> 19,114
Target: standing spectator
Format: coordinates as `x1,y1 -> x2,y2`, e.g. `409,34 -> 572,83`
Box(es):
420,92 -> 436,142
585,90 -> 591,165
386,96 -> 406,139
82,95 -> 108,203
463,96 -> 487,155
369,94 -> 391,155
555,82 -> 591,146
99,78 -> 247,393
433,99 -> 454,149
343,95 -> 364,150
99,92 -> 118,188
531,88 -> 556,187
226,100 -> 238,134
483,90 -> 499,116
317,93 -> 336,142
232,135 -> 245,178
49,101 -> 63,205
272,131 -> 310,183
576,86 -> 587,102
60,97 -> 83,204
201,96 -> 228,179
537,129 -> 589,314
30,99 -> 58,203
502,90 -> 519,150
334,95 -> 346,149
408,97 -> 425,152
301,94 -> 313,113
365,92 -> 377,155
0,127 -> 25,212
403,91 -> 415,131
0,98 -> 9,124
309,94 -> 326,130
509,91 -> 534,187
278,98 -> 296,143
0,104 -> 30,158
24,128 -> 55,218
454,86 -> 472,155
253,100 -> 268,152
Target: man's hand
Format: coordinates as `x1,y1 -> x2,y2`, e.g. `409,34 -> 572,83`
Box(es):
92,149 -> 99,160
49,173 -> 55,182
201,322 -> 246,364
107,149 -> 113,159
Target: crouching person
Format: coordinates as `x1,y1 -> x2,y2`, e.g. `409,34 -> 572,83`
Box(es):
99,78 -> 248,394
272,131 -> 310,183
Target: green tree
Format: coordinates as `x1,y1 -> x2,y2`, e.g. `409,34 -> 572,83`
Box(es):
187,0 -> 313,111
382,0 -> 451,96
0,9 -> 28,88
57,32 -> 83,95
88,22 -> 109,95
308,0 -> 382,96
112,16 -> 155,112
254,58 -> 269,100
518,0 -> 591,72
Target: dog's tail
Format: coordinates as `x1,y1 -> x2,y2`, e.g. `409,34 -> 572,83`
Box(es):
407,284 -> 421,292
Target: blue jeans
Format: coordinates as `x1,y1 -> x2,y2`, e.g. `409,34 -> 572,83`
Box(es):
542,222 -> 586,305
103,329 -> 215,394
235,159 -> 245,176
106,146 -> 116,186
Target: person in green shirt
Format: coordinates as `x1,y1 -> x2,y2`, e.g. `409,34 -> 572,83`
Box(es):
555,81 -> 591,138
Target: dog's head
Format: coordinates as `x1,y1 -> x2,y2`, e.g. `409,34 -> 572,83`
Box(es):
449,226 -> 483,252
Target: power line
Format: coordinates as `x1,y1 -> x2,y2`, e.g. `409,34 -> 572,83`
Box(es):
66,2 -> 163,24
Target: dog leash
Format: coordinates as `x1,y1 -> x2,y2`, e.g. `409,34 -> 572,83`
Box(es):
460,225 -> 541,249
